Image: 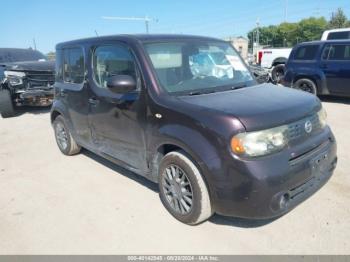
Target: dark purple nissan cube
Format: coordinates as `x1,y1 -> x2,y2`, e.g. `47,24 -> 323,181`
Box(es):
51,34 -> 337,225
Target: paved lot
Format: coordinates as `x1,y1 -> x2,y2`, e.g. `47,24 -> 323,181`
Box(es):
0,97 -> 349,255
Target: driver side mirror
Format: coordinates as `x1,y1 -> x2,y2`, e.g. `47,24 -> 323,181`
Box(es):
107,75 -> 136,93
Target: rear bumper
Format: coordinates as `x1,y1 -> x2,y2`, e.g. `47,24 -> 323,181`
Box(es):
206,128 -> 337,219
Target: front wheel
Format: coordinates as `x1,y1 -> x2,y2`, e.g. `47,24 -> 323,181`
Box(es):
158,151 -> 212,225
0,89 -> 15,118
53,115 -> 81,155
271,64 -> 286,84
293,78 -> 317,95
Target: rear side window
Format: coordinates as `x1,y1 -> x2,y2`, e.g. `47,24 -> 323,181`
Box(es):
327,31 -> 350,40
322,44 -> 350,60
93,45 -> 137,89
294,45 -> 319,60
63,47 -> 84,84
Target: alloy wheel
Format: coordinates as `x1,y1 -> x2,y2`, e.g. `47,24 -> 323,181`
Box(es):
55,122 -> 68,150
162,164 -> 194,215
299,82 -> 314,94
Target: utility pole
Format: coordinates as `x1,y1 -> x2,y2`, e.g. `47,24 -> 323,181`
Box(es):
284,0 -> 288,22
102,16 -> 158,34
32,38 -> 37,50
253,18 -> 260,57
256,17 -> 260,48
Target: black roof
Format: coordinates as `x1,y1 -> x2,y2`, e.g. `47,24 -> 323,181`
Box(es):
56,34 -> 224,49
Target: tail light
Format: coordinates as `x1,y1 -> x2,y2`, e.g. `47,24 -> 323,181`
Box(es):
258,51 -> 263,65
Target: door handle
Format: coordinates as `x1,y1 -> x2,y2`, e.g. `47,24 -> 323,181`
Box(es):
88,98 -> 100,106
320,64 -> 328,69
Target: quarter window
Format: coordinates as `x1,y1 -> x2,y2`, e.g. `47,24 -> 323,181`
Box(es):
294,45 -> 319,60
327,32 -> 350,40
93,45 -> 137,89
63,47 -> 85,84
322,44 -> 350,60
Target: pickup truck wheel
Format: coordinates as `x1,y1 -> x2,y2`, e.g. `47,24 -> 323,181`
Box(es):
271,64 -> 285,84
294,79 -> 317,95
0,89 -> 15,118
158,151 -> 212,225
53,115 -> 81,155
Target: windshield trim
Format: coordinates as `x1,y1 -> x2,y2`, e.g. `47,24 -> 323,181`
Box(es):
171,80 -> 256,96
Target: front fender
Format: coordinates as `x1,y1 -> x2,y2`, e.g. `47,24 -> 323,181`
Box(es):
150,124 -> 225,196
50,100 -> 71,127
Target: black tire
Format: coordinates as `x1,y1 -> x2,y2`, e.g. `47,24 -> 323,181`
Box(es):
158,151 -> 212,225
0,89 -> 15,118
271,64 -> 286,84
53,115 -> 81,155
293,78 -> 317,95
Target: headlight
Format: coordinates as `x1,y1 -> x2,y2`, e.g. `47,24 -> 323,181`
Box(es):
318,107 -> 327,128
231,125 -> 288,157
4,71 -> 25,86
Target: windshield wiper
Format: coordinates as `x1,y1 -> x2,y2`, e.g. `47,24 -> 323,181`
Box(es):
187,84 -> 247,96
188,90 -> 216,96
230,84 -> 247,90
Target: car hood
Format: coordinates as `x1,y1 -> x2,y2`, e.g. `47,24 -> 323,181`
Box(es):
178,84 -> 321,131
1,60 -> 55,72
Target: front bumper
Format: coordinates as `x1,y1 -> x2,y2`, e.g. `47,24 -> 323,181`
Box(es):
207,127 -> 337,219
15,87 -> 54,106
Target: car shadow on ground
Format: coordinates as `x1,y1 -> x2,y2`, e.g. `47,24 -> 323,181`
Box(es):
81,149 -> 159,193
82,149 -> 280,228
13,105 -> 51,117
319,95 -> 350,105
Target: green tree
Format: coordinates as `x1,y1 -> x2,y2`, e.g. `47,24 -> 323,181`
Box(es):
328,8 -> 350,29
247,16 -> 328,48
297,17 -> 328,42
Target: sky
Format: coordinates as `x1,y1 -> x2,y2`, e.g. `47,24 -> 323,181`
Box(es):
0,0 -> 349,53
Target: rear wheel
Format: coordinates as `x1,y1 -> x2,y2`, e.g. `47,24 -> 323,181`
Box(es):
53,115 -> 81,155
294,78 -> 317,95
0,89 -> 15,118
271,64 -> 286,84
158,151 -> 212,225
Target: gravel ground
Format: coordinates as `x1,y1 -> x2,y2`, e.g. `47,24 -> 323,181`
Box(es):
0,97 -> 349,254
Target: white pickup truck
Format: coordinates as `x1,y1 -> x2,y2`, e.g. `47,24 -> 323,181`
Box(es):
257,48 -> 292,83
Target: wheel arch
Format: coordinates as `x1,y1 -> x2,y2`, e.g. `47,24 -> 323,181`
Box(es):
152,142 -> 215,205
51,109 -> 62,123
293,75 -> 319,89
272,57 -> 287,66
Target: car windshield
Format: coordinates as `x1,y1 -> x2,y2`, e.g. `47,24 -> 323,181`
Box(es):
0,48 -> 46,63
144,40 -> 254,95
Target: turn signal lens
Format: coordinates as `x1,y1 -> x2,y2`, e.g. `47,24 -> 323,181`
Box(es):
231,137 -> 245,154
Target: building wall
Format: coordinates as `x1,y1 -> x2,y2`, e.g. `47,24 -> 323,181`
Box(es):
226,37 -> 249,59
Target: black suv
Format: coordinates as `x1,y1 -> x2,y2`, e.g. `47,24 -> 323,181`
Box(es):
51,35 -> 337,225
0,48 -> 55,118
284,40 -> 350,96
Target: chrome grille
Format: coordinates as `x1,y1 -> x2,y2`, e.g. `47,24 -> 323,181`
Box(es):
288,113 -> 321,141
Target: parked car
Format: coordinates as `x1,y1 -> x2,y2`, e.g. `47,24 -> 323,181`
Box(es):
283,40 -> 350,96
257,48 -> 292,83
248,64 -> 270,83
51,35 -> 337,225
0,48 -> 55,118
321,28 -> 350,40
